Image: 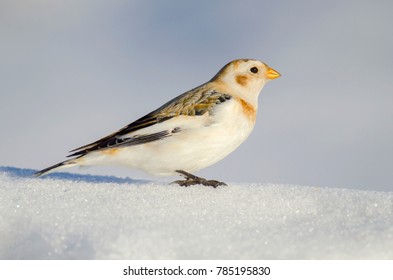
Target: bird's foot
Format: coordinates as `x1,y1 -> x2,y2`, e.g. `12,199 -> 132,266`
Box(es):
172,170 -> 227,188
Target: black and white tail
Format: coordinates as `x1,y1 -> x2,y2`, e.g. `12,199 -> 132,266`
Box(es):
34,159 -> 77,177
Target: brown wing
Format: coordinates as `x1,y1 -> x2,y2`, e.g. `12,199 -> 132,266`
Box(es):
68,84 -> 231,157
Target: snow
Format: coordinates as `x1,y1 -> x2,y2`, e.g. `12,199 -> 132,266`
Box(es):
1,166 -> 392,260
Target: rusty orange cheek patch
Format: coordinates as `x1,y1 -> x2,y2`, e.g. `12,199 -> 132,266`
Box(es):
235,75 -> 249,86
239,98 -> 256,122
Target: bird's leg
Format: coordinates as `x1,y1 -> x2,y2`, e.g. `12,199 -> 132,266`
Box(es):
172,170 -> 227,188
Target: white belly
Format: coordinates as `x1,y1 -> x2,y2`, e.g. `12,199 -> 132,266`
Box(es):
82,100 -> 256,176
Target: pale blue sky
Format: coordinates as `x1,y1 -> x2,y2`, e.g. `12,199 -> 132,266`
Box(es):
1,0 -> 392,190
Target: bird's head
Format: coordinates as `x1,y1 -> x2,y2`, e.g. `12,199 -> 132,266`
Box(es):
210,59 -> 280,106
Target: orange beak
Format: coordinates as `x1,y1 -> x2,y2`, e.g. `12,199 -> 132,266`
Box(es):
266,67 -> 281,80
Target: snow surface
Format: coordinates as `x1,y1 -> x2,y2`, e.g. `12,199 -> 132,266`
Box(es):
1,166 -> 392,260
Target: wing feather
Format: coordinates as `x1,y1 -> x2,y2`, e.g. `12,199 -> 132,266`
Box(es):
68,84 -> 231,157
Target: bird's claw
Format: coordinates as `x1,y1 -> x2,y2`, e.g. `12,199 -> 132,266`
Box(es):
172,170 -> 227,188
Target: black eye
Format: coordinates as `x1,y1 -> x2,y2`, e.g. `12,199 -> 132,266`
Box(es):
250,67 -> 258,73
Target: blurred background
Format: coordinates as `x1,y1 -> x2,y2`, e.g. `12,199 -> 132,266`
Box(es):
1,0 -> 392,191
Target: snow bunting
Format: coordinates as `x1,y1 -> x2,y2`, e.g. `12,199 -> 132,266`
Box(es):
35,59 -> 280,187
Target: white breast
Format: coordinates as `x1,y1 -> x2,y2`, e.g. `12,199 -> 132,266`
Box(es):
81,99 -> 257,176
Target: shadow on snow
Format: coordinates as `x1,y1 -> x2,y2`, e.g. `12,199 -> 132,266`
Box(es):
0,166 -> 150,185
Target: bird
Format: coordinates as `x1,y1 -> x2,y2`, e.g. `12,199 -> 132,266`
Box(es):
35,59 -> 280,187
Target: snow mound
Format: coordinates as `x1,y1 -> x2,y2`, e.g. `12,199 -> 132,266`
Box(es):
1,166 -> 392,259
